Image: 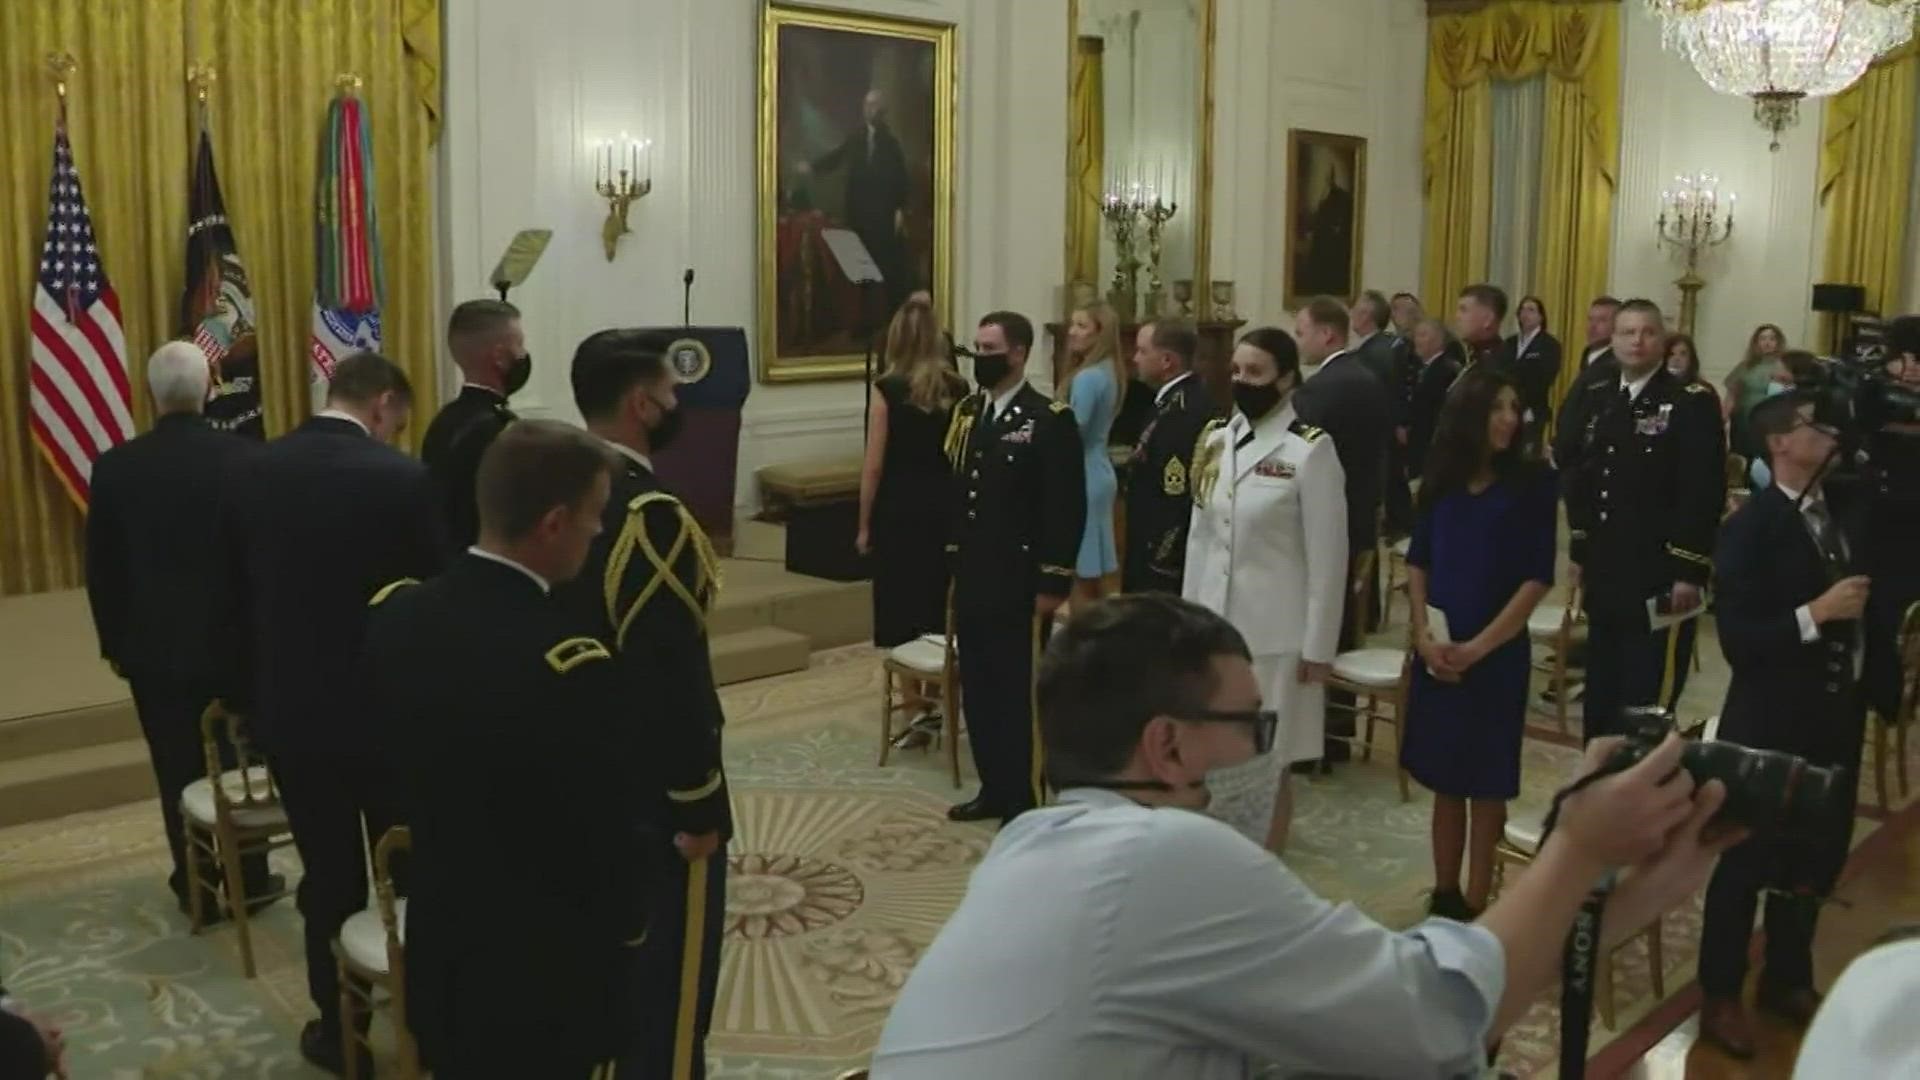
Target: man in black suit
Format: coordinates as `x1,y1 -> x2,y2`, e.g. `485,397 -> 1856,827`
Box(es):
1293,295 -> 1393,763
1501,294 -> 1564,456
366,420 -> 652,1077
420,299 -> 528,552
220,351 -> 443,1072
1696,390 -> 1869,1059
945,311 -> 1086,822
1579,295 -> 1622,374
86,342 -> 279,914
1553,300 -> 1725,740
560,329 -> 732,1078
1124,320 -> 1218,593
1401,318 -> 1463,483
1347,290 -> 1399,387
800,88 -> 913,313
1452,283 -> 1507,372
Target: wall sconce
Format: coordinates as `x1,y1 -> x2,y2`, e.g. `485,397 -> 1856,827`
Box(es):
594,132 -> 653,261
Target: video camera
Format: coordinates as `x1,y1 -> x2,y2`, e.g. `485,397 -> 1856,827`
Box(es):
1808,314 -> 1920,434
1599,707 -> 1851,834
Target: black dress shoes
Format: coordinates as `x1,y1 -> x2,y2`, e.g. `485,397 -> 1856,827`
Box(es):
1698,996 -> 1757,1059
298,1019 -> 372,1077
1756,981 -> 1822,1027
947,797 -> 1005,823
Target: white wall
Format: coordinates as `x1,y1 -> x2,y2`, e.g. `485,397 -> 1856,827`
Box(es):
1210,0 -> 1429,328
439,0 -> 1068,508
1609,3 -> 1824,382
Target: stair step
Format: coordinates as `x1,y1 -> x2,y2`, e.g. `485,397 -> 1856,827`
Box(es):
710,626 -> 811,686
0,701 -> 139,761
0,737 -> 156,829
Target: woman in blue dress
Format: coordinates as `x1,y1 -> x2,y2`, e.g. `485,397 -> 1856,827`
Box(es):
1402,367 -> 1557,920
1059,302 -> 1122,608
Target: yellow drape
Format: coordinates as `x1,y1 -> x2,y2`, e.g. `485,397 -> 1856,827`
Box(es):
1067,36 -> 1105,288
0,0 -> 440,597
1818,39 -> 1918,343
1423,1 -> 1619,415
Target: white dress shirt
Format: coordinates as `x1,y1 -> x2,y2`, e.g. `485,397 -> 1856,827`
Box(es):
1774,483 -> 1859,668
604,438 -> 653,474
872,788 -> 1503,1079
987,379 -> 1026,422
316,408 -> 370,434
1619,368 -> 1656,401
465,546 -> 550,595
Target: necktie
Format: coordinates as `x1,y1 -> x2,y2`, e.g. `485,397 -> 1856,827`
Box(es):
1806,499 -> 1846,566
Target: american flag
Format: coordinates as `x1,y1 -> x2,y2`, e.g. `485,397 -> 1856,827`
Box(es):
29,122 -> 133,509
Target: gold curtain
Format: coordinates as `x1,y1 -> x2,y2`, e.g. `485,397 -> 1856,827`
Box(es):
1067,36 -> 1105,288
1818,39 -> 1918,343
1422,1 -> 1619,414
0,0 -> 440,597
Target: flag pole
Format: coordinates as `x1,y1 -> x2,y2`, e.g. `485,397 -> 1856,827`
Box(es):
47,51 -> 75,123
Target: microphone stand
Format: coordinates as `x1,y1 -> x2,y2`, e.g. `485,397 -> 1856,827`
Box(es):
860,278 -> 882,449
683,268 -> 696,326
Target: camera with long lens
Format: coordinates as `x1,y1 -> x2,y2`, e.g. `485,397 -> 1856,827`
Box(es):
1807,349 -> 1920,435
1600,707 -> 1851,834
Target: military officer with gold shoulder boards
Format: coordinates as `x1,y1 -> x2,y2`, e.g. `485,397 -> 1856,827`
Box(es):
1183,328 -> 1348,855
1123,320 -> 1220,593
1552,298 -> 1726,740
944,311 -> 1087,825
362,420 -> 649,1078
560,329 -> 732,1079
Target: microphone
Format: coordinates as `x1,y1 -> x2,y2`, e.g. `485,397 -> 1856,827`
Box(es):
683,268 -> 695,326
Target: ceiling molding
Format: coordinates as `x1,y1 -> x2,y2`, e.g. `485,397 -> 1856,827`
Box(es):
1426,0 -> 1621,15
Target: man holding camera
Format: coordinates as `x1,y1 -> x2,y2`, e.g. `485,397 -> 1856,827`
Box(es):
1696,390 -> 1869,1058
873,594 -> 1740,1078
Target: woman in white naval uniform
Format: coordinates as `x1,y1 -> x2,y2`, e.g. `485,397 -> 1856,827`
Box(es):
1183,327 -> 1347,851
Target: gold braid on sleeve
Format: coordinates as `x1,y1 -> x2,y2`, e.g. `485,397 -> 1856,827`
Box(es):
605,492 -> 723,649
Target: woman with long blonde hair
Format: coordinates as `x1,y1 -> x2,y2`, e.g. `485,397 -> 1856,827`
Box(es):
1058,303 -> 1125,607
859,299 -> 969,646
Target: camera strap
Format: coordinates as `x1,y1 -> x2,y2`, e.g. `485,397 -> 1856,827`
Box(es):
1558,881 -> 1612,1079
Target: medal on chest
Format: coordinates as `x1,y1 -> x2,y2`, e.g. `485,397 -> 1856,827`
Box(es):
1254,458 -> 1296,479
1634,401 -> 1672,437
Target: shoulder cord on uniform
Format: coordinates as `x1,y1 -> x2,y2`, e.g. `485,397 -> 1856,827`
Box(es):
604,492 -> 723,650
943,393 -> 982,468
1190,418 -> 1227,508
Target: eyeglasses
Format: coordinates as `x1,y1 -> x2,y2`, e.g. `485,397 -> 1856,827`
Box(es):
1789,417 -> 1840,439
1179,709 -> 1279,755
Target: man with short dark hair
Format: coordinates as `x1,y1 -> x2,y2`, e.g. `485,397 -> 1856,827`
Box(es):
1124,320 -> 1218,593
220,349 -> 443,1071
422,298 -> 529,550
1389,292 -> 1423,339
1582,295 -> 1622,371
366,419 -> 649,1077
1348,289 -> 1397,387
1454,283 -> 1507,369
1696,390 -> 1869,1057
1553,300 -> 1725,740
944,310 -> 1086,822
873,594 -> 1741,1078
558,328 -> 730,1078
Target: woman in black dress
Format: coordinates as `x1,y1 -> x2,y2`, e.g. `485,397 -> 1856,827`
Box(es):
858,300 -> 968,646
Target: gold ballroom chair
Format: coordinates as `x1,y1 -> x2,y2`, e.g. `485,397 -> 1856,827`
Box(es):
1383,534 -> 1412,628
1870,599 -> 1919,812
335,825 -> 415,1080
1326,551 -> 1414,801
879,595 -> 963,788
1492,811 -> 1664,1031
1528,583 -> 1585,736
181,702 -> 296,978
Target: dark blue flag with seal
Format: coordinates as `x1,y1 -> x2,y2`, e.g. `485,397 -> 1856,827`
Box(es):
182,122 -> 264,438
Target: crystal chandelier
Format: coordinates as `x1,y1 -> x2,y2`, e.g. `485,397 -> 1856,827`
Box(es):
1645,0 -> 1920,150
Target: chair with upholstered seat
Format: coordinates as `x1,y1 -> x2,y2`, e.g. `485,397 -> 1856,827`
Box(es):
1383,535 -> 1412,627
1326,551 -> 1413,800
181,703 -> 296,978
1528,583 -> 1586,735
335,824 -> 415,1080
1869,600 -> 1919,812
1492,810 -> 1663,1030
879,595 -> 962,788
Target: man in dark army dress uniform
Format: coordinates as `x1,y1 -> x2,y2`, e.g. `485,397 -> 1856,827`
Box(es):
420,299 -> 529,551
1553,299 -> 1725,740
363,420 -> 647,1078
1124,320 -> 1218,593
561,328 -> 732,1079
944,311 -> 1086,823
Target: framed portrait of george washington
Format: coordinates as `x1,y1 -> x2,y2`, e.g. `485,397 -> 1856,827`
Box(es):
759,3 -> 956,383
1283,129 -> 1367,309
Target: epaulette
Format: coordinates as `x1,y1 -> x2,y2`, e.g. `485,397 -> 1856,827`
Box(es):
605,491 -> 722,648
1049,399 -> 1071,414
954,393 -> 984,418
546,636 -> 611,674
1190,419 -> 1229,507
1288,418 -> 1328,442
1684,382 -> 1712,394
368,579 -> 419,607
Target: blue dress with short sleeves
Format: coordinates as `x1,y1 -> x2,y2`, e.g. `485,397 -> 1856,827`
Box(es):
1069,362 -> 1119,577
1400,467 -> 1558,800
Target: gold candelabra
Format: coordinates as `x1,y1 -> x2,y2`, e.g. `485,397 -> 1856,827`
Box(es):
1099,183 -> 1178,322
594,133 -> 653,261
1100,189 -> 1143,321
1655,172 -> 1734,337
1141,195 -> 1179,319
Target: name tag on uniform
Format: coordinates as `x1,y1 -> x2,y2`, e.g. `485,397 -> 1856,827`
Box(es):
1253,459 -> 1295,479
1635,403 -> 1672,436
1001,421 -> 1035,444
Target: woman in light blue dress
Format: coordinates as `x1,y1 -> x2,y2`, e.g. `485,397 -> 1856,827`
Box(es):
1060,303 -> 1122,608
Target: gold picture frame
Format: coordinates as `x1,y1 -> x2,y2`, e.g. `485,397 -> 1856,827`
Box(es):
1283,128 -> 1367,310
758,3 -> 956,383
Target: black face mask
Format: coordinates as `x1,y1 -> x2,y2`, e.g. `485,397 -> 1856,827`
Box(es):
973,351 -> 1012,390
1232,380 -> 1282,420
502,353 -> 532,397
649,401 -> 686,452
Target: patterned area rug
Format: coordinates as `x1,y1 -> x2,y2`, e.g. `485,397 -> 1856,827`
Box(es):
1,643 -> 1912,1078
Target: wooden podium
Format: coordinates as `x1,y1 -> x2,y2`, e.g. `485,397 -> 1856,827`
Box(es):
646,327 -> 750,556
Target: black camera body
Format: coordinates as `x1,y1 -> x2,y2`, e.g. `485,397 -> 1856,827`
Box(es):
1808,351 -> 1920,435
1601,708 -> 1850,835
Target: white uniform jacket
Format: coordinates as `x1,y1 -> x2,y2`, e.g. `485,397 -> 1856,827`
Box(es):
1182,402 -> 1348,664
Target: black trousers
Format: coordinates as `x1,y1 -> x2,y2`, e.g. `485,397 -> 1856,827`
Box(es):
1580,611 -> 1697,742
956,605 -> 1050,813
127,676 -> 267,903
623,845 -> 728,1079
1698,712 -> 1864,998
270,747 -> 405,1030
1384,444 -> 1414,538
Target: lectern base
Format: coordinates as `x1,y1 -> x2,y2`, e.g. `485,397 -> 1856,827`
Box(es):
785,499 -> 869,582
